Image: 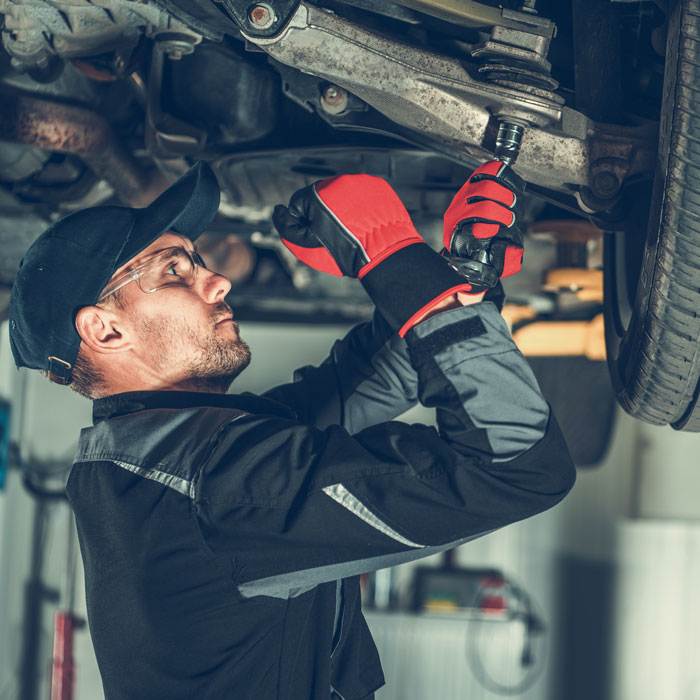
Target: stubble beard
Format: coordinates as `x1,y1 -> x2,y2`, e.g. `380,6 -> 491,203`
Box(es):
186,318 -> 251,393
133,305 -> 251,393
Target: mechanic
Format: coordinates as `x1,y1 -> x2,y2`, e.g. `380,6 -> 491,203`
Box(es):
8,160 -> 575,700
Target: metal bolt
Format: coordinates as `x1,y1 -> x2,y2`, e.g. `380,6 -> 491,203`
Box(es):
321,84 -> 348,114
248,3 -> 275,30
592,171 -> 621,198
156,33 -> 197,60
495,122 -> 525,166
520,0 -> 537,13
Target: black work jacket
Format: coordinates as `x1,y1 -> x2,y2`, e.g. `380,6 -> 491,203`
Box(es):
67,303 -> 575,700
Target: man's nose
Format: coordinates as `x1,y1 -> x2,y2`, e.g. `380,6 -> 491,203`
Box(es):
199,268 -> 232,303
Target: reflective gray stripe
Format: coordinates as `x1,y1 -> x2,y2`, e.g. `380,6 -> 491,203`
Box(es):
112,460 -> 193,499
312,184 -> 370,265
323,483 -> 424,548
237,530 -> 492,599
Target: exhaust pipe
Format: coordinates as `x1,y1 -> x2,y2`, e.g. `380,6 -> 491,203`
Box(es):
0,92 -> 165,207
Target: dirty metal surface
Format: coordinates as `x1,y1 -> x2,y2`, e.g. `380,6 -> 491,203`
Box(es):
246,3 -> 655,194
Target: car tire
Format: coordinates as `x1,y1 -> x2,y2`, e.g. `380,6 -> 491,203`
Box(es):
604,0 -> 700,430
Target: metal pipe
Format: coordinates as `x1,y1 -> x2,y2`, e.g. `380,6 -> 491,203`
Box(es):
0,92 -> 162,207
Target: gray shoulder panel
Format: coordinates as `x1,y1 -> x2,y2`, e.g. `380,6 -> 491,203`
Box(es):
73,407 -> 247,491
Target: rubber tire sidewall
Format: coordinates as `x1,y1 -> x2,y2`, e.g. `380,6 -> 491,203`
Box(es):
604,0 -> 700,427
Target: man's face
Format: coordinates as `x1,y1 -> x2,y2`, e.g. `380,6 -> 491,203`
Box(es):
104,232 -> 251,393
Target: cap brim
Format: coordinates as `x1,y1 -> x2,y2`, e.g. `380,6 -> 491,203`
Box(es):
116,161 -> 220,268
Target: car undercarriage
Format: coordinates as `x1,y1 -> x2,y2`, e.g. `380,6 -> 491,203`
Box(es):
4,0 -> 700,432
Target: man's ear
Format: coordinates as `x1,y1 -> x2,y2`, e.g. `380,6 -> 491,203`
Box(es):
75,306 -> 132,355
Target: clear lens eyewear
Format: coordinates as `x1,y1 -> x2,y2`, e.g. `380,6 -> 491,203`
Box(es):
98,246 -> 208,303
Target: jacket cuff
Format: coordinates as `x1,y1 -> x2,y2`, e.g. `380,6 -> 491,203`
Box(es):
359,242 -> 471,335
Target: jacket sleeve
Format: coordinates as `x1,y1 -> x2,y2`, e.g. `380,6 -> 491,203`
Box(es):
261,310 -> 418,433
194,302 -> 576,599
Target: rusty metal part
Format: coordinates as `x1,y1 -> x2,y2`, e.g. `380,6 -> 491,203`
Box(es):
243,3 -> 656,196
248,4 -> 276,30
0,92 -> 164,206
321,85 -> 348,114
245,4 -> 563,171
246,3 -> 563,130
323,85 -> 346,107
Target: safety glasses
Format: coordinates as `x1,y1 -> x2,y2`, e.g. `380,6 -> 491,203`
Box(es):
97,246 -> 208,303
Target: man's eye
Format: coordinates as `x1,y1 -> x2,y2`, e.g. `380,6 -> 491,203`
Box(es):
164,263 -> 181,276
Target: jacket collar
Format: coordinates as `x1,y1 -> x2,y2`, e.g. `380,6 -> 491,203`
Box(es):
92,390 -> 296,425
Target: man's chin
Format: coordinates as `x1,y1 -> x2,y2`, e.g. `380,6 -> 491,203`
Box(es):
185,339 -> 252,393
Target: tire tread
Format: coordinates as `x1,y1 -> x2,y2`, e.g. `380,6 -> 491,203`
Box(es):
618,0 -> 700,428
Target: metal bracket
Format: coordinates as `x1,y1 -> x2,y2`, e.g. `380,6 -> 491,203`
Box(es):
145,46 -> 207,157
275,62 -> 367,117
472,25 -> 554,75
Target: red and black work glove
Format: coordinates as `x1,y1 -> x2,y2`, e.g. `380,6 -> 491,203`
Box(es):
273,174 -> 473,336
443,160 -> 525,292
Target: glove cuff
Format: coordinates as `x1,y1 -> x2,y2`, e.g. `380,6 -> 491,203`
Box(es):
360,242 -> 473,336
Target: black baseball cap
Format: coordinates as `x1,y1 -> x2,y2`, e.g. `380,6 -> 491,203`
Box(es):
9,161 -> 220,384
